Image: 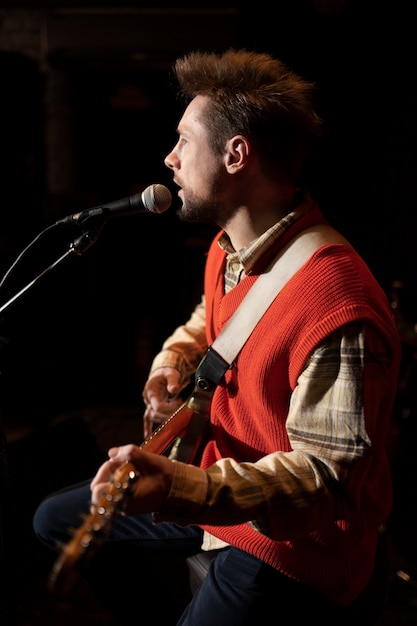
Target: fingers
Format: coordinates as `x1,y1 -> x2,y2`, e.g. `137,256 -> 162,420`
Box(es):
141,367 -> 184,442
90,458 -> 116,491
90,445 -> 134,488
143,397 -> 184,439
142,368 -> 182,408
143,408 -> 154,440
90,446 -> 175,515
90,445 -> 139,506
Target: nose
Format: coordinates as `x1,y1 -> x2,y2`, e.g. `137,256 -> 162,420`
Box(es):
164,154 -> 174,170
164,145 -> 178,170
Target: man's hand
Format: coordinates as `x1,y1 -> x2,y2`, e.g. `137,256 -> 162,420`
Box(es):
142,367 -> 184,438
90,444 -> 175,515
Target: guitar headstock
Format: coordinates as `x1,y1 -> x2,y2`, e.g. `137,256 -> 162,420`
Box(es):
48,388 -> 212,597
49,461 -> 139,596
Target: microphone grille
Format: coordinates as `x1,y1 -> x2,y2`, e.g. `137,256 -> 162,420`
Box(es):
142,184 -> 172,214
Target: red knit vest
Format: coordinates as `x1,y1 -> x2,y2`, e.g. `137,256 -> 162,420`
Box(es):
198,205 -> 400,605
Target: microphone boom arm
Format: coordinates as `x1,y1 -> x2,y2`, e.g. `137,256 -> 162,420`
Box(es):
0,182 -> 171,316
0,229 -> 100,316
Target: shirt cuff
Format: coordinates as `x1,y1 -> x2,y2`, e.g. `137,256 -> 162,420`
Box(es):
153,461 -> 209,523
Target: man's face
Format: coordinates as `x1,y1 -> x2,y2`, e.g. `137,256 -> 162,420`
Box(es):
164,95 -> 229,225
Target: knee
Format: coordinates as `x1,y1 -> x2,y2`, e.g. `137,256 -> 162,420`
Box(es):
32,496 -> 61,548
33,481 -> 91,549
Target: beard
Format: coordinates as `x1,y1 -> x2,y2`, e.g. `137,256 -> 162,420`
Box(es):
175,175 -> 230,226
176,197 -> 221,225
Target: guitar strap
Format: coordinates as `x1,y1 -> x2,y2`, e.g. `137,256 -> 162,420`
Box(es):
171,224 -> 348,462
46,225 -> 352,590
195,224 -> 348,390
48,226 -> 350,587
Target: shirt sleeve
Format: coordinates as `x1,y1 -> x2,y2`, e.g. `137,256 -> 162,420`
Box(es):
154,322 -> 392,539
149,295 -> 208,386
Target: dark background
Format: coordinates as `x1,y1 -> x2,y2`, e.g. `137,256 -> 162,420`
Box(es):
0,1 -> 417,624
0,0 -> 416,424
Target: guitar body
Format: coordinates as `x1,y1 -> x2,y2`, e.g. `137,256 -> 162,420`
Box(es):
49,388 -> 212,596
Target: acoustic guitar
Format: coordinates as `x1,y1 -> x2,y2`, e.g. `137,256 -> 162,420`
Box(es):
48,382 -> 213,596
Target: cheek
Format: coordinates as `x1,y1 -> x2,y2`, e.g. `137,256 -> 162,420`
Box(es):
182,146 -> 221,186
197,151 -> 219,177
185,155 -> 208,183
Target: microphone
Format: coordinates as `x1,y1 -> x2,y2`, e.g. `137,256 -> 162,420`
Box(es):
56,183 -> 172,226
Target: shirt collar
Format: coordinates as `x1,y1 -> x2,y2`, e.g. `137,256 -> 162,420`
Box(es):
218,189 -> 314,274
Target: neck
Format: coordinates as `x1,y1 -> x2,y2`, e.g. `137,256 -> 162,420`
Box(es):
222,188 -> 299,252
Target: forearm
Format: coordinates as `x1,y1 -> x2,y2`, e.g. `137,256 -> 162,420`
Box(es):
153,452 -> 336,539
136,326 -> 391,540
153,324 -> 388,539
150,296 -> 208,385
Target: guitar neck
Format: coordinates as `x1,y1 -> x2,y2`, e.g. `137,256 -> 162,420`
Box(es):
48,385 -> 213,596
140,400 -> 194,454
140,386 -> 212,462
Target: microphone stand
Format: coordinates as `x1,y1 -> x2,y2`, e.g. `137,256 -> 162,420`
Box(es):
0,219 -> 104,625
0,229 -> 100,316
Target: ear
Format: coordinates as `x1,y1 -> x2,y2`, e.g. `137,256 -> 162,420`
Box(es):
224,135 -> 250,174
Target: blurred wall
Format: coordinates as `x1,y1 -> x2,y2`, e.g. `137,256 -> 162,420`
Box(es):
0,1 -> 415,424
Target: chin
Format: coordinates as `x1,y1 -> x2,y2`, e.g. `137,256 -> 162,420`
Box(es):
177,206 -> 203,224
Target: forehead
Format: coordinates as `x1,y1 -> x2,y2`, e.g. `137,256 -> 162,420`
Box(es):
178,95 -> 210,134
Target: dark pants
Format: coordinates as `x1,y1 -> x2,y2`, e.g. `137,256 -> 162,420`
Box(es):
33,480 -> 389,626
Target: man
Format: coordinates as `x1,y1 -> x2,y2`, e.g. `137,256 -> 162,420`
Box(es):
34,49 -> 401,625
